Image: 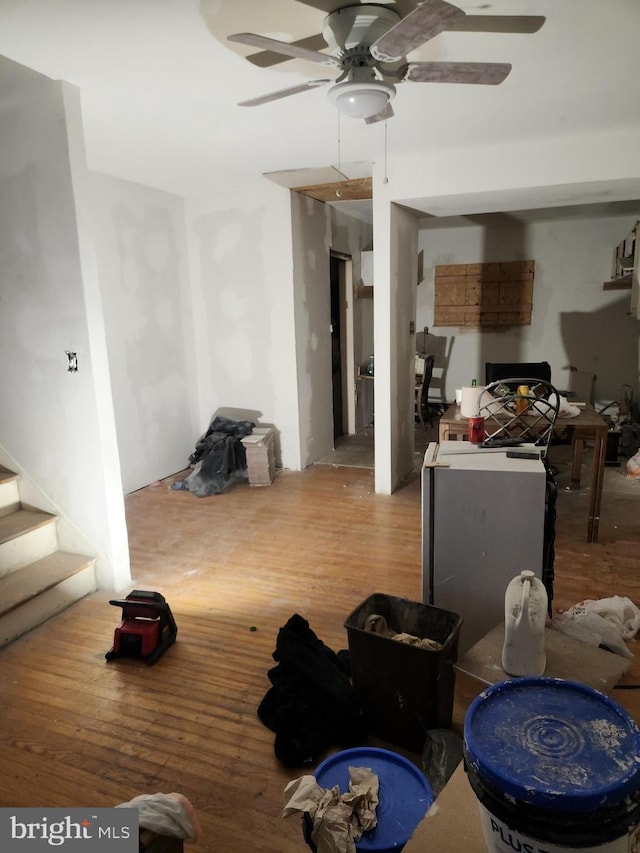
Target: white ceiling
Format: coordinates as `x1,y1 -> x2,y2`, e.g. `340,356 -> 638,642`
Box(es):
1,0 -> 640,217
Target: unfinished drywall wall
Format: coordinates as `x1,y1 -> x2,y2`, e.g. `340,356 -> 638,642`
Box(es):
184,183 -> 300,469
329,205 -> 374,433
0,58 -> 129,589
372,197 -> 419,493
90,173 -> 198,493
390,204 -> 419,486
291,192 -> 333,467
417,212 -> 640,403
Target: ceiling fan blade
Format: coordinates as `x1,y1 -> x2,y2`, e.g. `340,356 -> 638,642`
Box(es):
371,0 -> 465,63
407,61 -> 512,85
238,79 -> 331,108
451,15 -> 545,35
228,32 -> 333,65
365,103 -> 395,125
244,34 -> 329,68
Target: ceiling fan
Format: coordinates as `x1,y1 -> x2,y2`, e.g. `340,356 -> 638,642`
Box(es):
228,0 -> 545,123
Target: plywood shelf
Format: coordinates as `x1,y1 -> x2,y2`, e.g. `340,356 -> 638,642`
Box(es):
355,284 -> 373,299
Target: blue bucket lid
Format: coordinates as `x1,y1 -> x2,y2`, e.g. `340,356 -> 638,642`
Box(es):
313,746 -> 433,851
464,677 -> 640,812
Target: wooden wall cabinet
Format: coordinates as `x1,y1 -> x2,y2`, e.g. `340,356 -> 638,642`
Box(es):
433,260 -> 534,328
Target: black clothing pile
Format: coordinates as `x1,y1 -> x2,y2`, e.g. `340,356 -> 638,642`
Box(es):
258,614 -> 365,767
173,415 -> 255,497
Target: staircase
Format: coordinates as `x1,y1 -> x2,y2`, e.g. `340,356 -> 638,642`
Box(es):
0,465 -> 96,649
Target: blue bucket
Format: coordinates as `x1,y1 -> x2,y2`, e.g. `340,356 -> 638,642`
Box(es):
464,678 -> 640,851
313,747 -> 433,851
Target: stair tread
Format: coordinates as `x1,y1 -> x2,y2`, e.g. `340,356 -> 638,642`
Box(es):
0,508 -> 56,545
0,551 -> 95,617
0,466 -> 18,485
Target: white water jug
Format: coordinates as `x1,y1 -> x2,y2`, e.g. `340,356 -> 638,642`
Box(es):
502,570 -> 548,676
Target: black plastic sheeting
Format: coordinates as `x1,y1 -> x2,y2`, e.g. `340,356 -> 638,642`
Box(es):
173,415 -> 255,497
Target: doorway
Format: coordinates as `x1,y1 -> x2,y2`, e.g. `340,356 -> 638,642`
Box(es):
330,252 -> 356,443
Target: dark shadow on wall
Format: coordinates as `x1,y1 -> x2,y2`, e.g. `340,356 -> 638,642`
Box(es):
559,296 -> 639,402
417,328 -> 454,405
471,213 -> 529,381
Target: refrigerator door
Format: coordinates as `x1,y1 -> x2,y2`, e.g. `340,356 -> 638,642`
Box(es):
422,442 -> 546,653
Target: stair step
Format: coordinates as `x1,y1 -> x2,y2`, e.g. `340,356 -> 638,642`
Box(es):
0,466 -> 20,517
0,480 -> 20,517
0,465 -> 18,484
0,551 -> 94,618
0,468 -> 98,648
0,508 -> 55,545
0,509 -> 58,574
0,553 -> 96,648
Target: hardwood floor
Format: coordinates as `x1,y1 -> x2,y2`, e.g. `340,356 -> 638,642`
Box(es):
0,446 -> 638,852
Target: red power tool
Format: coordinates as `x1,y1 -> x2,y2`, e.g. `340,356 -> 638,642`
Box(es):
105,590 -> 177,665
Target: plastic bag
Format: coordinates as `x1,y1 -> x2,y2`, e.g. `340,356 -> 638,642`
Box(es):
550,596 -> 640,658
116,792 -> 201,842
627,449 -> 640,479
421,729 -> 463,797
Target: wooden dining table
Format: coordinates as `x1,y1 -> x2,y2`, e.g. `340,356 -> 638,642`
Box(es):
437,402 -> 609,543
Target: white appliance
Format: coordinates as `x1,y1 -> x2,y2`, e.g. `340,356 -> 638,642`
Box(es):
421,441 -> 546,654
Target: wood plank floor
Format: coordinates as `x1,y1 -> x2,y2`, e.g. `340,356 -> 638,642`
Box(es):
0,445 -> 638,853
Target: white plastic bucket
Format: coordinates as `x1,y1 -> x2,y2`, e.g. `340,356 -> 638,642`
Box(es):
464,678 -> 640,852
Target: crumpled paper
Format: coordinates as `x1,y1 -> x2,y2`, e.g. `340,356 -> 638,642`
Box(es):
551,596 -> 640,658
283,766 -> 379,853
365,614 -> 442,651
116,792 -> 201,842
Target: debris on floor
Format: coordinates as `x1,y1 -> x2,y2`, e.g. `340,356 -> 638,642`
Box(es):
241,427 -> 276,486
116,792 -> 200,842
283,768 -> 378,853
172,414 -> 254,496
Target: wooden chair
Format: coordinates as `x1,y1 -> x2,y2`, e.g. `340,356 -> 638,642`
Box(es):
485,361 -> 551,385
415,354 -> 436,430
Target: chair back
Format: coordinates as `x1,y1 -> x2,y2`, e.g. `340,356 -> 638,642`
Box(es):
478,379 -> 560,458
415,354 -> 435,429
485,361 -> 551,385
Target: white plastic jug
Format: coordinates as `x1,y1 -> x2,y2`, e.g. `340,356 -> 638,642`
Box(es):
502,570 -> 548,676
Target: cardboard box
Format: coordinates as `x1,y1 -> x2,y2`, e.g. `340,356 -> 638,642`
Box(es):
404,763 -> 483,852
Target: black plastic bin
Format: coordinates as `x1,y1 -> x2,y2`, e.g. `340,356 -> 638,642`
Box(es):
344,593 -> 462,753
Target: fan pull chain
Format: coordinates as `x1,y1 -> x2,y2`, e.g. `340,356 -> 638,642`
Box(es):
335,111 -> 344,198
383,117 -> 389,184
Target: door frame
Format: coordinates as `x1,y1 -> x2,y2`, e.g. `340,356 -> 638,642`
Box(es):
331,251 -> 356,436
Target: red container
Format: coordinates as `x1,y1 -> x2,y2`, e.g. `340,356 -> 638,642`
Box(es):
469,416 -> 486,444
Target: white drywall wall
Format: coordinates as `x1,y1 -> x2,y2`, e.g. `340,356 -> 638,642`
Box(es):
184,183 -> 300,469
387,125 -> 640,216
0,58 -> 129,589
291,192 -> 333,467
373,196 -> 419,494
90,173 -> 198,493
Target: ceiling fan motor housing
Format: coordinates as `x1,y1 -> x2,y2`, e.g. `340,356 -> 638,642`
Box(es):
322,5 -> 400,56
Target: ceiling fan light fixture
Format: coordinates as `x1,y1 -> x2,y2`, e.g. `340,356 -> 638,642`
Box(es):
328,80 -> 396,119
